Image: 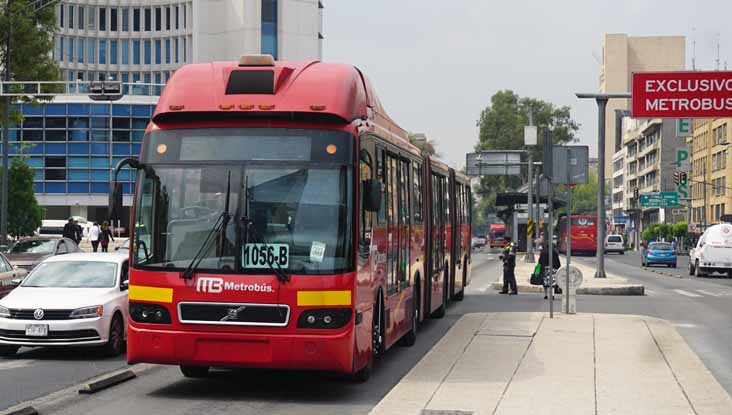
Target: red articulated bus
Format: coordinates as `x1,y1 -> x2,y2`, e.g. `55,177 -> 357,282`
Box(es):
114,55 -> 471,381
558,215 -> 598,255
488,224 -> 506,248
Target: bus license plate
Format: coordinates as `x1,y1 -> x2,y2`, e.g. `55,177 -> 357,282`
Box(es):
242,244 -> 289,269
25,324 -> 48,337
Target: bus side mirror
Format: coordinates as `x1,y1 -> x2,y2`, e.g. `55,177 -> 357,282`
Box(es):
363,180 -> 381,212
109,182 -> 124,223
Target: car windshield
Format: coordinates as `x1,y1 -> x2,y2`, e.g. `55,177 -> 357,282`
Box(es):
9,240 -> 56,254
650,243 -> 673,251
608,236 -> 622,242
133,128 -> 354,276
22,261 -> 117,288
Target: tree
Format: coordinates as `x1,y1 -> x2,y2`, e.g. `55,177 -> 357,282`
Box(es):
473,90 -> 579,219
2,158 -> 44,238
558,170 -> 600,215
0,0 -> 61,123
408,133 -> 440,157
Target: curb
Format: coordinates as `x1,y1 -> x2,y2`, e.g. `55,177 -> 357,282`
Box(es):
1,407 -> 38,415
78,369 -> 136,394
490,282 -> 645,296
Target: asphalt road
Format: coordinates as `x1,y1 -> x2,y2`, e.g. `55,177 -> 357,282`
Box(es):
5,250 -> 732,414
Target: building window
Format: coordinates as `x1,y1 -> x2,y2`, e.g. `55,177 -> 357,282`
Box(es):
59,4 -> 64,28
166,7 -> 171,30
183,37 -> 186,63
155,40 -> 161,64
144,8 -> 151,31
110,40 -> 118,65
77,38 -> 84,63
59,36 -> 64,62
175,6 -> 179,29
133,40 -> 140,65
155,7 -> 162,31
88,6 -> 96,29
122,8 -> 129,31
133,9 -> 140,32
68,38 -> 74,62
183,4 -> 186,28
261,0 -> 278,58
99,39 -> 106,64
122,40 -> 129,65
165,39 -> 170,64
144,40 -> 151,64
78,6 -> 85,30
68,4 -> 74,29
174,38 -> 179,63
99,7 -> 106,31
110,8 -> 118,31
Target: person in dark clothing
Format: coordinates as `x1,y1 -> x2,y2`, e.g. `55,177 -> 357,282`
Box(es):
74,220 -> 83,245
538,241 -> 561,299
62,218 -> 79,243
499,236 -> 518,295
99,221 -> 115,252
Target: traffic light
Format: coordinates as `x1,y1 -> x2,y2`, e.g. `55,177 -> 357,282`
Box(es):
673,171 -> 680,185
679,171 -> 688,186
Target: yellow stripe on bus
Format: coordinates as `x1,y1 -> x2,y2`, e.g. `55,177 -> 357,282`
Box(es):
297,290 -> 352,306
128,285 -> 174,303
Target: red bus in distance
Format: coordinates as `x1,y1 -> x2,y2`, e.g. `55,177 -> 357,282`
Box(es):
488,224 -> 506,248
116,55 -> 472,381
558,215 -> 597,256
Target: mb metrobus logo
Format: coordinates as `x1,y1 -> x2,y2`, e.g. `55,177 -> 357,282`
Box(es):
196,277 -> 274,294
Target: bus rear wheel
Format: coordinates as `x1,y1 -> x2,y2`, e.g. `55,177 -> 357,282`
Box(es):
180,365 -> 210,378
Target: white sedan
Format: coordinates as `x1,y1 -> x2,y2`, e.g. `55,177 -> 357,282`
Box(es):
0,253 -> 129,357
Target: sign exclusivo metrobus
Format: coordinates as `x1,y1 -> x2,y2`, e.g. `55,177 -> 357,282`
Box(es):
632,71 -> 732,118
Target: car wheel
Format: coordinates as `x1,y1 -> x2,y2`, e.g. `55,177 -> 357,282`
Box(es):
672,263 -> 677,268
0,345 -> 18,357
620,251 -> 625,255
689,261 -> 695,275
104,314 -> 124,357
695,260 -> 707,277
180,365 -> 210,378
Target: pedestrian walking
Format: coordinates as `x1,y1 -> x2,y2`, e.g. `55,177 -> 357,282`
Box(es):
88,222 -> 101,252
499,236 -> 518,295
99,221 -> 115,252
538,241 -> 561,300
74,220 -> 83,245
62,218 -> 77,242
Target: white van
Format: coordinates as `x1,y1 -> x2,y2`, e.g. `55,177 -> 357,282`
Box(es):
604,234 -> 624,254
689,223 -> 732,277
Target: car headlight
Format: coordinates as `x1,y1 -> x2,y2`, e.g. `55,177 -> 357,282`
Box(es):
0,305 -> 9,318
69,305 -> 103,319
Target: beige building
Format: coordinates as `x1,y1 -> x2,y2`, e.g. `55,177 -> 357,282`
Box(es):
600,34 -> 686,179
690,120 -> 731,230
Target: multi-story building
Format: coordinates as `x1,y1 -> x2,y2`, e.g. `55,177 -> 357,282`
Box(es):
54,0 -> 324,85
621,118 -> 684,241
611,149 -> 626,233
690,119 -> 731,230
8,0 -> 325,226
600,34 -> 685,180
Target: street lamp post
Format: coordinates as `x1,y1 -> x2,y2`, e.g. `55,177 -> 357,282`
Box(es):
576,92 -> 632,278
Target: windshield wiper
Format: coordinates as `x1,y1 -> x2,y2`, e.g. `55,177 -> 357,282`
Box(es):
181,172 -> 232,280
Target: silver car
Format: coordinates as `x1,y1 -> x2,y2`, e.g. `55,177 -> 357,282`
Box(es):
5,237 -> 81,273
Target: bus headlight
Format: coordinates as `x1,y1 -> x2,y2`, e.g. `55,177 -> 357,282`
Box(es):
297,308 -> 352,329
130,302 -> 171,324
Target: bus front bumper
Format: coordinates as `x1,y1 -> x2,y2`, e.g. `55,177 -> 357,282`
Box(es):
127,325 -> 355,373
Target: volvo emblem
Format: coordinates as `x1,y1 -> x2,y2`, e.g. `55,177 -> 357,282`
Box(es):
33,308 -> 44,320
221,306 -> 246,322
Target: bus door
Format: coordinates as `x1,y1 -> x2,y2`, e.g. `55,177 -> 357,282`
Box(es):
430,173 -> 446,309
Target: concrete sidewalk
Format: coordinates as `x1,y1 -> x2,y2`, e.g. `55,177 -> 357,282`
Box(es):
490,259 -> 645,295
370,312 -> 732,415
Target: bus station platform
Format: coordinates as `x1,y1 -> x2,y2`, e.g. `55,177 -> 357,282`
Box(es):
369,312 -> 732,415
490,258 -> 645,295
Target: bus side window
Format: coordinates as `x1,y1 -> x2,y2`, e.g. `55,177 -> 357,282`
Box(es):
359,146 -> 374,259
376,148 -> 386,226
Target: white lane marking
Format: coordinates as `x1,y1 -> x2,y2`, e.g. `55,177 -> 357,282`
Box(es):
674,289 -> 703,298
696,289 -> 723,297
644,289 -> 655,296
0,359 -> 33,371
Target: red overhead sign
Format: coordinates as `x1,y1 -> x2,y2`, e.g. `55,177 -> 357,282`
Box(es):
632,71 -> 732,118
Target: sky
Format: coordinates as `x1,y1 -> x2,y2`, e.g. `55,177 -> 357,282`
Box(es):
323,0 -> 732,169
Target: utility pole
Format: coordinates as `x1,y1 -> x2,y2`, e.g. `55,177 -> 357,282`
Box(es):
2,0 -> 13,246
542,129 -> 554,318
525,111 -> 536,262
575,92 -> 632,278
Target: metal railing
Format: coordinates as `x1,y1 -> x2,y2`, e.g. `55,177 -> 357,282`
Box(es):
0,81 -> 166,98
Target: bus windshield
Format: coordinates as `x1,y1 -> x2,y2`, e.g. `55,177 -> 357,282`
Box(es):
133,128 -> 354,275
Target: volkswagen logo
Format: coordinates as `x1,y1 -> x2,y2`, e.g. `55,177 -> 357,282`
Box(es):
33,308 -> 44,320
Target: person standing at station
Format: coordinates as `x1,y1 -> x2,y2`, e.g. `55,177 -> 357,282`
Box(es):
499,236 -> 518,295
99,221 -> 115,252
538,241 -> 561,300
88,222 -> 101,252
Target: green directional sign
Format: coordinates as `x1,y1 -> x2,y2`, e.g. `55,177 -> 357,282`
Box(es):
640,192 -> 679,208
